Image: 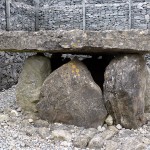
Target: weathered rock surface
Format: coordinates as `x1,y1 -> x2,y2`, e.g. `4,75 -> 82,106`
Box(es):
0,30 -> 150,53
16,55 -> 51,113
10,1 -> 35,31
145,66 -> 150,113
104,55 -> 147,129
37,59 -> 107,128
88,127 -> 118,149
0,0 -> 6,30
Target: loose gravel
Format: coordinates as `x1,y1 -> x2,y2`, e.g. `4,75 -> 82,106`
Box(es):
0,86 -> 150,150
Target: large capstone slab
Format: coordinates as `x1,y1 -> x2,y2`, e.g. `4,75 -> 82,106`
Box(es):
104,54 -> 147,129
37,59 -> 107,128
16,55 -> 51,113
0,30 -> 150,53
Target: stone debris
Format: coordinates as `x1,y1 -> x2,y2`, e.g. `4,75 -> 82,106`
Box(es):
105,115 -> 113,126
0,86 -> 150,149
51,130 -> 72,141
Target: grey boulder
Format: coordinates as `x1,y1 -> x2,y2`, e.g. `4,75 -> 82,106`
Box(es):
37,58 -> 107,128
16,55 -> 51,113
104,55 -> 147,129
145,66 -> 150,113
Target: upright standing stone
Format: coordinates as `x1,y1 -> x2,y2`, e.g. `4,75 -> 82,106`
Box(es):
16,55 -> 51,113
145,66 -> 150,113
37,58 -> 107,128
104,55 -> 147,129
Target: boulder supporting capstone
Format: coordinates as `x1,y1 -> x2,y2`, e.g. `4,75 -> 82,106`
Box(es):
36,58 -> 107,128
104,54 -> 147,129
16,55 -> 51,113
145,67 -> 150,113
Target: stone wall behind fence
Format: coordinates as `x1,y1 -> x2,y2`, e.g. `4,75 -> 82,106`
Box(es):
0,0 -> 150,90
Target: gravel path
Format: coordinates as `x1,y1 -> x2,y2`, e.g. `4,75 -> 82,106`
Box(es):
0,86 -> 150,150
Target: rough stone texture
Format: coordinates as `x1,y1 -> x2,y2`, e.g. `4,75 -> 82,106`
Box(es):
10,1 -> 35,31
104,54 -> 147,129
39,6 -> 83,30
0,52 -> 35,91
0,0 -> 150,31
16,55 -> 51,113
132,2 -> 150,29
37,59 -> 107,128
145,66 -> 150,113
0,0 -> 6,30
0,30 -> 150,53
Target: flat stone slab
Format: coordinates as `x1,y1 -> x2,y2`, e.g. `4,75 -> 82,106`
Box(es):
0,29 -> 150,53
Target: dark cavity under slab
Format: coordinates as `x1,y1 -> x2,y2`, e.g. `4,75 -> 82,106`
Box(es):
50,53 -> 114,92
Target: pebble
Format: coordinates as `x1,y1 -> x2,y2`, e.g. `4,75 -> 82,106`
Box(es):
0,114 -> 9,122
52,130 -> 72,141
11,110 -> 19,117
28,118 -> 34,123
97,126 -> 106,132
116,124 -> 122,130
105,115 -> 113,126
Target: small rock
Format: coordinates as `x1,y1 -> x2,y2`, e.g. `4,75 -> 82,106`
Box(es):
103,124 -> 108,128
116,124 -> 122,130
51,130 -> 72,141
88,134 -> 103,149
73,128 -> 97,148
97,126 -> 106,132
101,129 -> 118,140
108,126 -> 118,132
20,142 -> 26,147
16,107 -> 22,112
60,141 -> 72,147
88,127 -> 118,149
105,115 -> 113,126
141,137 -> 150,145
28,119 -> 34,123
25,128 -> 37,136
38,127 -> 50,139
105,140 -> 118,150
0,114 -> 9,122
34,119 -> 49,128
11,110 -> 19,117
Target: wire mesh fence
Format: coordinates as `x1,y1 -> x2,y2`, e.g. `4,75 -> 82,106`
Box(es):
1,0 -> 150,31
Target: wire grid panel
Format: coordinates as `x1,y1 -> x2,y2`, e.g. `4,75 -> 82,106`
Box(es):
3,0 -> 150,31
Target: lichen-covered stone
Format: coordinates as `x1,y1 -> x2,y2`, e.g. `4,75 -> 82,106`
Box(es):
0,30 -> 150,53
104,54 -> 147,129
16,55 -> 51,113
37,58 -> 107,128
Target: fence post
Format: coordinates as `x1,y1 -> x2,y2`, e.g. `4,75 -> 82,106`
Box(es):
82,0 -> 86,30
5,0 -> 10,31
35,0 -> 39,31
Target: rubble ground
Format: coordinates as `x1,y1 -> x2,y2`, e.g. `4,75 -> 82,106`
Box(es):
0,86 -> 150,150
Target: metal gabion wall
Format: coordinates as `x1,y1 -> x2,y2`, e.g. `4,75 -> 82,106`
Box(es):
0,0 -> 149,31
